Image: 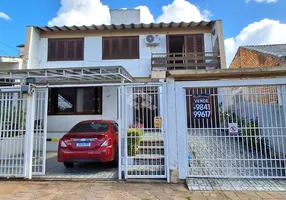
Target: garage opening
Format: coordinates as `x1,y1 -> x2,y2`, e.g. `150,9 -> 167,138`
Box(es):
39,86 -> 119,180
0,66 -> 136,180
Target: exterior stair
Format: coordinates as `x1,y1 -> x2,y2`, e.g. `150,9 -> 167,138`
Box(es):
127,138 -> 165,176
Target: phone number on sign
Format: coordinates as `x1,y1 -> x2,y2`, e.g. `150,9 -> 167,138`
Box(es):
193,111 -> 211,118
194,104 -> 210,111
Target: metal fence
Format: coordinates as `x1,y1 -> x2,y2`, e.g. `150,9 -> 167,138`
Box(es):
32,89 -> 48,176
186,85 -> 286,178
0,92 -> 27,177
120,85 -> 167,179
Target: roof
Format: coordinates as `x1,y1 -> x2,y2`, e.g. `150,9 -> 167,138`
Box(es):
35,21 -> 216,32
242,44 -> 286,59
0,66 -> 133,84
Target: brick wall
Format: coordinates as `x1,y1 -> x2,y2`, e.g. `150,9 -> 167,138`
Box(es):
229,47 -> 284,105
230,47 -> 283,69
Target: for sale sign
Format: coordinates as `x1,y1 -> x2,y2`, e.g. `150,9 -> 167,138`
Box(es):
192,94 -> 212,118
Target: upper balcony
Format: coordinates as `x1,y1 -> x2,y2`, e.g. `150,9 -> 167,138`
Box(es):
151,52 -> 220,71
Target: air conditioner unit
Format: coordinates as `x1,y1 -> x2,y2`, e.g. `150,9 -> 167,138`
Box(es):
145,34 -> 160,46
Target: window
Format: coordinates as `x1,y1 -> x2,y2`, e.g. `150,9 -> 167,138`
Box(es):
48,87 -> 102,115
102,36 -> 139,60
112,123 -> 118,132
71,122 -> 109,132
48,38 -> 84,61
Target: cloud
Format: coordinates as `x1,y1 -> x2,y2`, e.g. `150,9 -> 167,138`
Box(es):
156,0 -> 210,23
48,0 -> 210,26
135,6 -> 155,24
48,0 -> 110,26
225,19 -> 286,66
246,0 -> 278,3
0,12 -> 11,21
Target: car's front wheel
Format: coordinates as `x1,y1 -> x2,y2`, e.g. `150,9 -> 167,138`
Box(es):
64,162 -> 74,168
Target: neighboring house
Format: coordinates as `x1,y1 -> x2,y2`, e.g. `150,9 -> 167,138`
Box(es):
229,44 -> 286,105
0,45 -> 24,85
230,44 -> 286,69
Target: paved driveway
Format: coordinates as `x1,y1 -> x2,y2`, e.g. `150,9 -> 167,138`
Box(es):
188,129 -> 285,178
35,152 -> 117,179
0,181 -> 284,200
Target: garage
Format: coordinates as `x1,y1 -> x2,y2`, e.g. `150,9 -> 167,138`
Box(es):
0,66 -> 167,180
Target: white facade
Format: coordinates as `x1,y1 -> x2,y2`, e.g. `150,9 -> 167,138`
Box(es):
30,34 -> 213,78
0,56 -> 23,70
27,30 -> 215,151
23,18 -> 225,181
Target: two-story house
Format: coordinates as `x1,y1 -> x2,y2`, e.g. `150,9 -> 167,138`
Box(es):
23,9 -> 225,143
0,9 -> 226,181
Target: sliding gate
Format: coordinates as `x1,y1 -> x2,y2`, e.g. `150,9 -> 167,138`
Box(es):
176,79 -> 286,179
119,84 -> 168,179
0,87 -> 48,178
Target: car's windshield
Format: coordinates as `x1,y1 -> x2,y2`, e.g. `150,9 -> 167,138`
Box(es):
70,122 -> 109,133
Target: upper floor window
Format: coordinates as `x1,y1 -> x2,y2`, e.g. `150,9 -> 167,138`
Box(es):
102,36 -> 139,60
48,38 -> 84,61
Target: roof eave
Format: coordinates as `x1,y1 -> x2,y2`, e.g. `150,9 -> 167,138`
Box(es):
36,20 -> 217,32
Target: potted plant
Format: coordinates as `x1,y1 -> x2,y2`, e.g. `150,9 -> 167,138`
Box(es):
127,127 -> 143,165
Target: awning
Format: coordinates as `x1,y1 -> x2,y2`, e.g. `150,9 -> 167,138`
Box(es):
35,21 -> 216,32
0,66 -> 134,84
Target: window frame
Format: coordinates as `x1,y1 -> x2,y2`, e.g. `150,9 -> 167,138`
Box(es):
47,38 -> 84,61
48,87 -> 102,115
102,36 -> 139,60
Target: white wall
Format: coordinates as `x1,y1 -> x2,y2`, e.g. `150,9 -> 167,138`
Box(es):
110,9 -> 140,24
204,33 -> 212,52
211,23 -> 218,48
0,62 -> 20,70
27,27 -> 40,69
0,57 -> 23,70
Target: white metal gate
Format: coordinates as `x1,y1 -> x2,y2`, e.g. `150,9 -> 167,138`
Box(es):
32,89 -> 48,176
177,78 -> 286,179
0,89 -> 27,178
119,84 -> 168,179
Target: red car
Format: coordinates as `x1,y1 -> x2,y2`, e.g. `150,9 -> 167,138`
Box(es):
58,120 -> 118,168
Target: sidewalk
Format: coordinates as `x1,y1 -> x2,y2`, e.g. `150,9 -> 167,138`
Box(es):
0,181 -> 285,200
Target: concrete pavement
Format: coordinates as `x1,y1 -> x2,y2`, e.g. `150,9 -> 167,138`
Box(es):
0,181 -> 286,200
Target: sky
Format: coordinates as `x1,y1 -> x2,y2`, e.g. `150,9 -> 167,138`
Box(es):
0,0 -> 286,65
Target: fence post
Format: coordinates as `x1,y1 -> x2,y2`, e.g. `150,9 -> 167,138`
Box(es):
24,92 -> 36,179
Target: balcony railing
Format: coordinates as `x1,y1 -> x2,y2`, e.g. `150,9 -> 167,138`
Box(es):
151,52 -> 220,70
